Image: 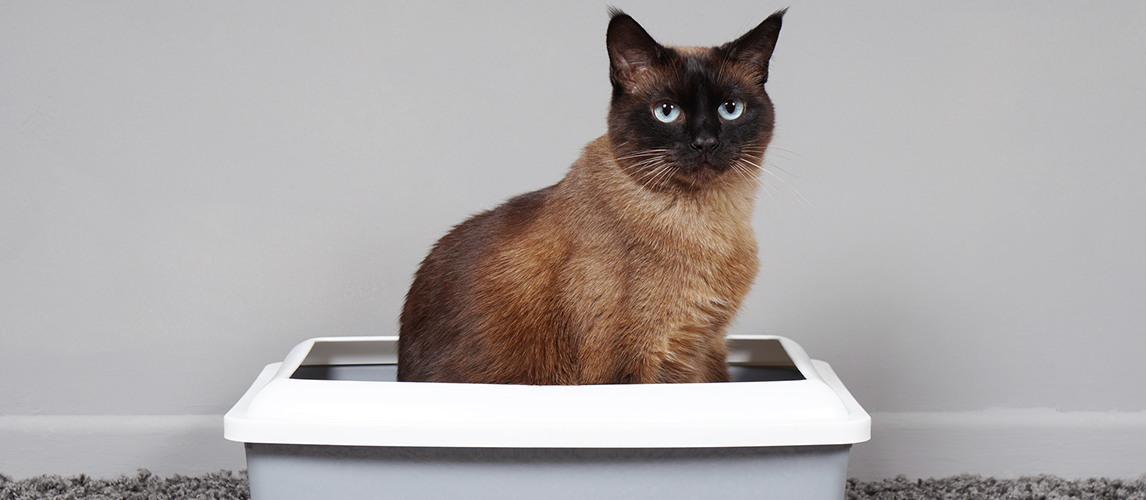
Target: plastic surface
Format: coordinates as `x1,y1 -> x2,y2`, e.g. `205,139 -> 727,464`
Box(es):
244,443 -> 853,500
224,335 -> 870,448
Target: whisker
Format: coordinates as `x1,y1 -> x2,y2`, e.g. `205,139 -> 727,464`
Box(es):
632,159 -> 669,183
729,159 -> 760,185
615,149 -> 669,162
738,155 -> 810,208
640,161 -> 673,189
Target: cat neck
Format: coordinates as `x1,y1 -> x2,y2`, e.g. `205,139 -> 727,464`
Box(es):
558,135 -> 759,252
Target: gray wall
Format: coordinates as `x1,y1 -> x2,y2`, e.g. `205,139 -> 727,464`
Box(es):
2,0 -> 1144,480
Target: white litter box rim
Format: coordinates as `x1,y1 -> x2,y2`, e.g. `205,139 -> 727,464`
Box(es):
224,335 -> 870,448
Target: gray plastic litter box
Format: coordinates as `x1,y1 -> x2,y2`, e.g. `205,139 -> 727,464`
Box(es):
224,335 -> 870,500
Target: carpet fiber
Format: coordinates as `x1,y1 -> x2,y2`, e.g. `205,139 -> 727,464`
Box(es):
0,471 -> 248,500
2,471 -> 1144,499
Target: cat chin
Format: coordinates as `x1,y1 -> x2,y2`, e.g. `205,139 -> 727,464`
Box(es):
662,164 -> 741,189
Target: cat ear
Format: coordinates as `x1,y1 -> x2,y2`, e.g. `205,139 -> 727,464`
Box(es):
606,9 -> 664,92
723,8 -> 785,85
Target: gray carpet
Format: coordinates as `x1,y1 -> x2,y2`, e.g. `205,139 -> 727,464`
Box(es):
2,470 -> 1144,499
0,470 -> 248,500
847,475 -> 1146,499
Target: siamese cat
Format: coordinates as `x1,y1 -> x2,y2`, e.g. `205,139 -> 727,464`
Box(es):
399,9 -> 784,384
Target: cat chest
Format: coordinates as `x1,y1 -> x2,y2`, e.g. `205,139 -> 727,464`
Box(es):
561,239 -> 756,317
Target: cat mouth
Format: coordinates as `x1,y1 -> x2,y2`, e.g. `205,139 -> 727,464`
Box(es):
621,149 -> 753,191
667,159 -> 734,186
696,159 -> 728,171
688,154 -> 737,174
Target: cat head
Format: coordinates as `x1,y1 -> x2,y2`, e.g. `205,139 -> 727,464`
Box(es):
606,9 -> 784,192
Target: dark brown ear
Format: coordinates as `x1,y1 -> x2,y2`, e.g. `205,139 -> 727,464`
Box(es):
723,8 -> 785,85
606,9 -> 664,96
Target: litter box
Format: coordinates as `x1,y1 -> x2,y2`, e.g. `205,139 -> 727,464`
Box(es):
224,335 -> 870,500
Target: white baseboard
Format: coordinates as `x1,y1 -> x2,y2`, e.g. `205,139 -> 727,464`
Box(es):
850,409 -> 1146,480
3,410 -> 1145,480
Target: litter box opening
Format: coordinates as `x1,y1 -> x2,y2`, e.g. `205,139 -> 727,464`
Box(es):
288,338 -> 804,383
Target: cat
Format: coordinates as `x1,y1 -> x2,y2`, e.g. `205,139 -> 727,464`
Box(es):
398,9 -> 784,384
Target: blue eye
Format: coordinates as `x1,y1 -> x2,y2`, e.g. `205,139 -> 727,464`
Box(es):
718,100 -> 744,120
653,102 -> 682,123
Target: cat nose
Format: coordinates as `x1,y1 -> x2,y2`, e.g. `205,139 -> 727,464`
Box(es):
691,134 -> 718,153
